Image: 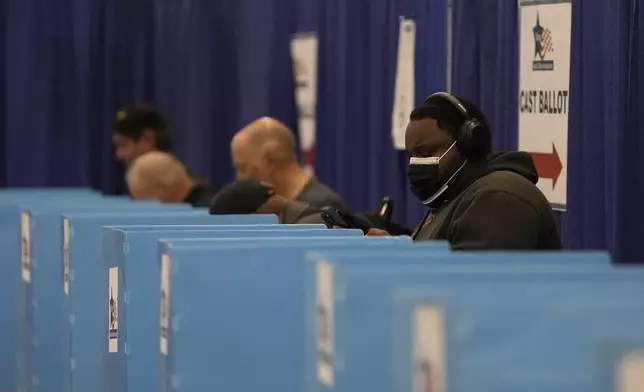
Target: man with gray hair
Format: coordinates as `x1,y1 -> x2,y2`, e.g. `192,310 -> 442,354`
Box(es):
126,151 -> 215,207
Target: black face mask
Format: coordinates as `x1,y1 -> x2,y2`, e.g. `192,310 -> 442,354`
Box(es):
407,142 -> 458,205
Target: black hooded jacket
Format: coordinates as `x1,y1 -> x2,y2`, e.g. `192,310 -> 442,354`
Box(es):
413,151 -> 563,250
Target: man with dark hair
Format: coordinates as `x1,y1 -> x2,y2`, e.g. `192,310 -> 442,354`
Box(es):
369,92 -> 562,250
111,104 -> 173,167
209,179 -> 327,225
111,104 -> 215,192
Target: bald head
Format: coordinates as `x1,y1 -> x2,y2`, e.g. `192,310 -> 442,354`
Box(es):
231,117 -> 298,182
127,151 -> 193,203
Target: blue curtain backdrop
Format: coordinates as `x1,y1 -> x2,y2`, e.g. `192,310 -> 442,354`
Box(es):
2,0 -> 643,262
0,0 -> 5,188
0,0 -> 445,224
566,0 -> 641,263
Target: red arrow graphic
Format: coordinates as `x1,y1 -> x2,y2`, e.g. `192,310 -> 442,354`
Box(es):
303,148 -> 315,168
529,142 -> 562,189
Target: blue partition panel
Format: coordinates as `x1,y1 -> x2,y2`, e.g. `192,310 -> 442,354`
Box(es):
17,201 -> 195,392
103,226 -> 349,392
64,213 -> 277,392
104,223 -> 326,233
0,188 -> 97,198
392,281 -> 644,392
156,237 -> 443,392
1,194 -> 106,391
15,197 -> 165,392
302,251 -> 632,392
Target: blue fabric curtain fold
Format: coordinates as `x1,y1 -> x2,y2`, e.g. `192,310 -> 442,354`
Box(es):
566,0 -> 641,263
315,0 -> 448,223
451,0 -> 519,152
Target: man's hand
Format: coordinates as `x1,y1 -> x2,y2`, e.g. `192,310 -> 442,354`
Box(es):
366,228 -> 391,236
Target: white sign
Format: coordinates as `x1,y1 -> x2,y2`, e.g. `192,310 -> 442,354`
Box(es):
291,33 -> 319,170
518,0 -> 571,210
108,267 -> 119,353
160,254 -> 171,356
316,261 -> 334,386
63,218 -> 70,295
413,305 -> 446,392
21,211 -> 31,283
392,18 -> 416,150
617,350 -> 644,392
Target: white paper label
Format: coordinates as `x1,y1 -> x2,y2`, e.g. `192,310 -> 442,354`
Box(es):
63,218 -> 70,295
316,261 -> 334,386
21,211 -> 31,283
617,350 -> 644,392
108,267 -> 119,353
291,33 -> 319,169
160,254 -> 171,356
392,18 -> 416,150
413,305 -> 446,392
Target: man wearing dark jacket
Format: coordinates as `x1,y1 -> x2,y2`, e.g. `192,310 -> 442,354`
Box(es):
209,179 -> 327,225
370,92 -> 562,250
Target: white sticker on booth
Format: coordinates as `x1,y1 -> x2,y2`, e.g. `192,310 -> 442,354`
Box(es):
160,254 -> 171,356
63,218 -> 70,295
413,304 -> 446,392
316,261 -> 334,386
21,211 -> 31,283
108,267 -> 119,353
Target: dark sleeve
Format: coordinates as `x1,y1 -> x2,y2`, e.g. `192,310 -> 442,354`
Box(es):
295,213 -> 330,226
299,190 -> 349,212
318,193 -> 349,213
449,190 -> 540,250
353,213 -> 413,236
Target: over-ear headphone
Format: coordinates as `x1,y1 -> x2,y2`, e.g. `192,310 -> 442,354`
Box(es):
424,92 -> 489,160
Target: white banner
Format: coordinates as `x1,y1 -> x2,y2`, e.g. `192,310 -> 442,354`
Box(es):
291,33 -> 319,170
518,0 -> 571,210
392,19 -> 416,150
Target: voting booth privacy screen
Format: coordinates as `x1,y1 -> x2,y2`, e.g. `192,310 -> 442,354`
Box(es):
0,187 -> 643,392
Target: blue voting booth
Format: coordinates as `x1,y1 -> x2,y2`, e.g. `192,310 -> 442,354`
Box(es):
63,212 -> 280,392
0,190 -> 106,391
7,192 -> 144,392
4,187 -> 644,392
392,281 -> 644,392
302,251 -> 644,392
102,225 -> 351,392
17,200 -> 195,392
155,237 -> 446,392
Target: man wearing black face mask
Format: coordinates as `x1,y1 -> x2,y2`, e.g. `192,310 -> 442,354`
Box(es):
391,92 -> 562,250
